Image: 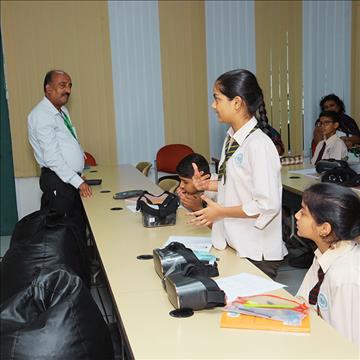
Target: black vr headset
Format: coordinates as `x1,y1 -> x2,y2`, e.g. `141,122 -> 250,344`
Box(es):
316,159 -> 359,187
153,242 -> 219,288
136,191 -> 180,227
321,167 -> 359,187
164,263 -> 226,310
315,159 -> 348,174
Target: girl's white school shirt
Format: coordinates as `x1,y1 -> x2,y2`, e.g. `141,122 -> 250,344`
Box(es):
297,241 -> 360,346
211,117 -> 288,261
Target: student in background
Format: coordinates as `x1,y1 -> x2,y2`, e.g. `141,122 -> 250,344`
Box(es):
295,183 -> 360,346
311,111 -> 348,165
312,94 -> 360,154
176,153 -> 216,212
188,69 -> 287,280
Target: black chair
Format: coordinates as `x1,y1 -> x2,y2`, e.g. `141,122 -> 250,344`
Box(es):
0,266 -> 114,360
1,209 -> 90,303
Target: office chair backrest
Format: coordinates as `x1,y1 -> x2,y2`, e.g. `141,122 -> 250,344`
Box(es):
136,161 -> 152,177
85,152 -> 97,166
156,144 -> 194,174
158,178 -> 180,193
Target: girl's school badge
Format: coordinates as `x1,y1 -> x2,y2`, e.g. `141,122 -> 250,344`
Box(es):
318,293 -> 328,310
234,153 -> 244,167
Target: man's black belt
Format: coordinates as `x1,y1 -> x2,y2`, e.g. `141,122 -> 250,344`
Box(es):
41,167 -> 81,176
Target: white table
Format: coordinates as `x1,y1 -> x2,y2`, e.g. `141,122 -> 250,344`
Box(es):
82,164 -> 359,359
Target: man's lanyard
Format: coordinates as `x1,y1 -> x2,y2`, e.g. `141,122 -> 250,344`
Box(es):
60,110 -> 77,140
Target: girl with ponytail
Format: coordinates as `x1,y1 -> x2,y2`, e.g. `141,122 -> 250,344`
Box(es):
296,182 -> 360,346
189,69 -> 287,279
257,102 -> 285,155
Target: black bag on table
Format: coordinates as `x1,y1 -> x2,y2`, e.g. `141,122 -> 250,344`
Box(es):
0,209 -> 90,303
0,266 -> 114,360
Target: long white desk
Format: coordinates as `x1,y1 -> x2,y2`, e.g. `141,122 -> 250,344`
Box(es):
83,164 -> 359,359
281,163 -> 360,196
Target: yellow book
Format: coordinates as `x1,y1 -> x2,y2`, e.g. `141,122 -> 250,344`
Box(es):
220,311 -> 311,333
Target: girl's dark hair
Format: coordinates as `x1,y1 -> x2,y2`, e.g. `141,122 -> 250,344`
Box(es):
215,69 -> 269,129
302,183 -> 360,242
319,94 -> 345,114
176,153 -> 210,178
318,110 -> 340,123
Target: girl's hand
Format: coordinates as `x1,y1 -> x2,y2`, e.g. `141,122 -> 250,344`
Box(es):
192,163 -> 211,191
187,195 -> 223,227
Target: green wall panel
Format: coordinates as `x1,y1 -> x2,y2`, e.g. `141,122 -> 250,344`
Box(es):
1,31 -> 18,235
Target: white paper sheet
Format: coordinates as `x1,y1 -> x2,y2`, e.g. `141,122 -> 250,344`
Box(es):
126,205 -> 138,213
163,235 -> 212,252
215,273 -> 286,302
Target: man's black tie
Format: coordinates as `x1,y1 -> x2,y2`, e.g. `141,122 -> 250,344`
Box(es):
308,266 -> 325,305
315,142 -> 326,165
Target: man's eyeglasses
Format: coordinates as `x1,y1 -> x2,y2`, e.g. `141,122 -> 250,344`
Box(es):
316,120 -> 335,127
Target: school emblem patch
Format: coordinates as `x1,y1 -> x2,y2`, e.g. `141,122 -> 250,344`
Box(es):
318,293 -> 328,310
234,153 -> 244,167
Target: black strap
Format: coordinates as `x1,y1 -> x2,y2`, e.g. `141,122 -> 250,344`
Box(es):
136,191 -> 179,218
163,242 -> 199,264
181,264 -> 225,308
162,243 -> 219,277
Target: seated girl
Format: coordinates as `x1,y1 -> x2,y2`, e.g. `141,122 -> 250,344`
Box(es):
295,183 -> 360,346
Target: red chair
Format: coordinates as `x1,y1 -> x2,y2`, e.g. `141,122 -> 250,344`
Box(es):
84,152 -> 97,166
154,144 -> 194,183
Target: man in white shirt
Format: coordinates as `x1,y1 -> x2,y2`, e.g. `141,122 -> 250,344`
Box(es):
28,70 -> 92,216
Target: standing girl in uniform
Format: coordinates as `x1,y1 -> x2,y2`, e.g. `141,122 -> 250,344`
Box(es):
189,69 -> 287,279
296,183 -> 360,346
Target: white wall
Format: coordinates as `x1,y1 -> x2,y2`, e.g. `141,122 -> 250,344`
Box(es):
15,177 -> 42,220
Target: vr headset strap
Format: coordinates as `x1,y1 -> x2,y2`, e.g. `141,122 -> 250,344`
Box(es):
165,242 -> 219,277
207,290 -> 227,306
136,191 -> 179,218
182,264 -> 225,308
195,276 -> 225,307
